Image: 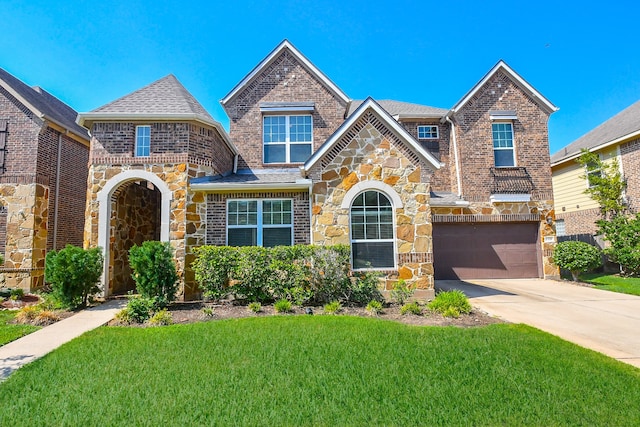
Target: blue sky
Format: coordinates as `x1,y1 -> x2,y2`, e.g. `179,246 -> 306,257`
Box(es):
2,0 -> 639,155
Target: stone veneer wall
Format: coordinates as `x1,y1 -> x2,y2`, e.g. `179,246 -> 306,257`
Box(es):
111,181 -> 161,294
431,199 -> 559,278
84,162 -> 214,300
308,111 -> 435,293
0,183 -> 48,290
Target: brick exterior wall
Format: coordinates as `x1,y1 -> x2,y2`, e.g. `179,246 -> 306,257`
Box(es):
90,122 -> 234,175
556,208 -> 599,236
223,48 -> 348,169
205,191 -> 310,246
451,71 -> 553,202
401,120 -> 452,190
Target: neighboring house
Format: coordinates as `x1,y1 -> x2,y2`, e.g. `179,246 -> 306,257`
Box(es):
79,40 -> 559,301
551,100 -> 640,238
0,68 -> 90,290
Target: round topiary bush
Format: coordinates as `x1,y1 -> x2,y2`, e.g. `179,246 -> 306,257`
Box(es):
553,241 -> 602,281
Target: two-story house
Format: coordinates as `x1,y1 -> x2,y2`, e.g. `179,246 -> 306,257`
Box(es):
79,40 -> 558,300
0,68 -> 90,291
551,100 -> 640,238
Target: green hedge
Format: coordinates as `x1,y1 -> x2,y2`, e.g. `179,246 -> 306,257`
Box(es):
192,245 -> 382,305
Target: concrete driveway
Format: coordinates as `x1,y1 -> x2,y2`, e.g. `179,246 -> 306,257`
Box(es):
436,278 -> 640,369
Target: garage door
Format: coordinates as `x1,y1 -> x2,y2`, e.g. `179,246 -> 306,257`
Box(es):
433,223 -> 540,279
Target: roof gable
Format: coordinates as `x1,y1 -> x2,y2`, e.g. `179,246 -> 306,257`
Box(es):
89,74 -> 213,118
348,99 -> 447,119
78,74 -> 237,155
0,68 -> 89,140
551,99 -> 640,165
451,60 -> 558,115
304,97 -> 441,173
221,40 -> 350,107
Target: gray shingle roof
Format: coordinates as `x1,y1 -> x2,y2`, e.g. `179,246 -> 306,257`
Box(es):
191,168 -> 302,185
92,74 -> 214,118
0,68 -> 88,138
347,100 -> 447,118
551,100 -> 640,164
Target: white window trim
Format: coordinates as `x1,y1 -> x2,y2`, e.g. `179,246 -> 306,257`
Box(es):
226,199 -> 294,247
135,125 -> 150,157
417,125 -> 439,140
584,155 -> 602,189
349,190 -> 397,271
492,121 -> 517,168
263,114 -> 313,164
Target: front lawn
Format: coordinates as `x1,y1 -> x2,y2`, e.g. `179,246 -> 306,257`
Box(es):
580,273 -> 640,296
0,310 -> 39,346
1,317 -> 639,425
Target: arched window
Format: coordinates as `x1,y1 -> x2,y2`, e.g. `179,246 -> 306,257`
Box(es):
350,190 -> 395,269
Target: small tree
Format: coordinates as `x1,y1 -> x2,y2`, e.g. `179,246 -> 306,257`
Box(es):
45,245 -> 103,308
598,215 -> 640,276
129,241 -> 179,308
577,149 -> 627,220
553,241 -> 602,281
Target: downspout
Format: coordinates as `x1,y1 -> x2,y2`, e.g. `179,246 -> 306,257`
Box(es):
233,154 -> 238,174
52,132 -> 63,249
445,115 -> 463,197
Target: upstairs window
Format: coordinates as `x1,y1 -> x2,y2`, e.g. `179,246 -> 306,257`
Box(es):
492,122 -> 515,167
585,159 -> 602,188
227,199 -> 293,247
263,115 -> 312,163
135,125 -> 150,157
350,191 -> 395,269
417,125 -> 439,139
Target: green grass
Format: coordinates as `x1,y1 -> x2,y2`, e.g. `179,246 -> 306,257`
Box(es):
0,310 -> 39,346
580,272 -> 640,296
1,317 -> 639,426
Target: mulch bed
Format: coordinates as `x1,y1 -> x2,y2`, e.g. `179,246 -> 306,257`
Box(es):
110,301 -> 505,328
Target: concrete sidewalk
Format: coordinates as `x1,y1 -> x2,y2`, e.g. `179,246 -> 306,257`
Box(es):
0,299 -> 125,381
437,279 -> 640,369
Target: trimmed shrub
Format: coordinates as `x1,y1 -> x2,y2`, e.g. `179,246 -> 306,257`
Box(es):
400,302 -> 422,316
323,301 -> 342,315
148,309 -> 173,326
553,241 -> 602,281
45,245 -> 103,309
274,299 -> 292,313
366,300 -> 384,316
429,290 -> 472,317
193,246 -> 238,301
390,279 -> 414,305
129,241 -> 179,309
248,302 -> 262,313
117,296 -> 155,324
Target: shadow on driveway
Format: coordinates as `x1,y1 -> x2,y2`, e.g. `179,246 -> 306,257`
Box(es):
435,279 -> 515,298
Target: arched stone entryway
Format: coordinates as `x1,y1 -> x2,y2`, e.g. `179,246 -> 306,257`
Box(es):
97,170 -> 171,296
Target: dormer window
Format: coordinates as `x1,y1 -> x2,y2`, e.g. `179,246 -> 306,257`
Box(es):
135,125 -> 150,157
263,115 -> 312,163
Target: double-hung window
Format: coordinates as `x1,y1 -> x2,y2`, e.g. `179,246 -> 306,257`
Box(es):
417,125 -> 438,139
135,125 -> 151,157
492,122 -> 515,167
585,159 -> 602,188
350,191 -> 395,269
263,115 -> 312,163
227,199 -> 293,247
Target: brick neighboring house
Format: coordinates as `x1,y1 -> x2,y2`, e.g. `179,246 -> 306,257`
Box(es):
551,100 -> 640,238
0,68 -> 90,290
80,40 -> 559,300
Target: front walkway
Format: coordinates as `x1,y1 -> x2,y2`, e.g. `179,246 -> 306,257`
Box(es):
0,299 -> 126,381
437,278 -> 640,368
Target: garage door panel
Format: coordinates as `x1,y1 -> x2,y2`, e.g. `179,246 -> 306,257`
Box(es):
433,223 -> 539,280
